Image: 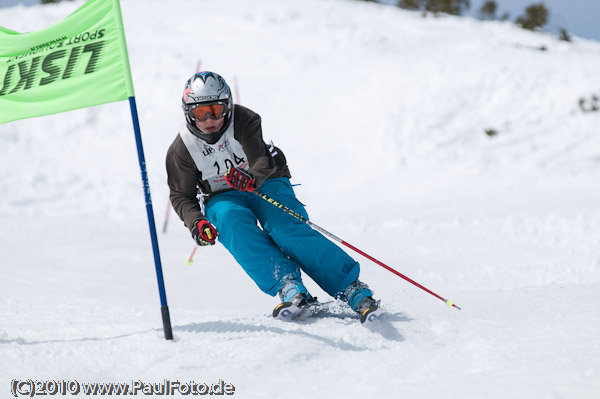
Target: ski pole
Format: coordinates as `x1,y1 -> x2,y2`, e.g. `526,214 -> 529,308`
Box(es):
185,245 -> 198,266
233,75 -> 241,104
253,190 -> 461,310
162,198 -> 171,233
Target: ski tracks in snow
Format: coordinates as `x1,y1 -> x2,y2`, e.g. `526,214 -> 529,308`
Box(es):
173,308 -> 410,352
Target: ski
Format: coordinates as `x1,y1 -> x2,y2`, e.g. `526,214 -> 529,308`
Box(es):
273,299 -> 383,326
359,306 -> 383,326
272,301 -> 307,321
272,297 -> 330,321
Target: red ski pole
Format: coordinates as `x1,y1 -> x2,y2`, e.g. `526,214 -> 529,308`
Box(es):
162,198 -> 172,233
253,190 -> 461,310
185,245 -> 198,266
233,75 -> 241,104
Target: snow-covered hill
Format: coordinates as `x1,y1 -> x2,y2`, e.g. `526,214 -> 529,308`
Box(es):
1,1 -> 599,398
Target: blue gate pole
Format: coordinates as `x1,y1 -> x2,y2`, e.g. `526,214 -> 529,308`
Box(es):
128,96 -> 173,340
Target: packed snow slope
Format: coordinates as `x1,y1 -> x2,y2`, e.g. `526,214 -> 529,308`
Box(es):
1,0 -> 600,398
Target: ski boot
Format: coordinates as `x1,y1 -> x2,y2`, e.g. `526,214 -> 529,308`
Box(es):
273,281 -> 314,321
342,279 -> 383,325
356,296 -> 383,325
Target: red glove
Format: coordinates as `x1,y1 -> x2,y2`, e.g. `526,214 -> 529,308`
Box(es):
192,219 -> 218,246
225,167 -> 255,192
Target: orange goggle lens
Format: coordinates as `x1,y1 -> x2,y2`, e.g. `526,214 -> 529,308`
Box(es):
189,103 -> 227,122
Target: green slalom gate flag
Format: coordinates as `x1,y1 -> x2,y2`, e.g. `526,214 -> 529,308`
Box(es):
0,0 -> 174,340
0,0 -> 133,124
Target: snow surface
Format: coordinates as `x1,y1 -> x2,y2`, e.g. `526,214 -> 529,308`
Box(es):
1,0 -> 600,398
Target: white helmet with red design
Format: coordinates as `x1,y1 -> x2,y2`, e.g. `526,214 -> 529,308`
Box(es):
181,71 -> 233,142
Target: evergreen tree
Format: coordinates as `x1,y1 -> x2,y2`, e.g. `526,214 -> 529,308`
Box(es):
516,3 -> 549,30
398,0 -> 421,10
479,1 -> 497,20
559,28 -> 571,42
424,0 -> 470,16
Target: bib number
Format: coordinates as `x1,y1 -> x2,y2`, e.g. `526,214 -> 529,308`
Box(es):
207,152 -> 248,191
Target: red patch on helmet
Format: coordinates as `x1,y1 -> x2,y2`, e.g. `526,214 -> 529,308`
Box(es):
183,86 -> 192,102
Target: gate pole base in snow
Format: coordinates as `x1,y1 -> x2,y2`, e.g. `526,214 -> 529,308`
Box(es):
161,306 -> 173,340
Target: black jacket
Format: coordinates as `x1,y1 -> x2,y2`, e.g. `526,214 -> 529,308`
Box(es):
166,105 -> 291,230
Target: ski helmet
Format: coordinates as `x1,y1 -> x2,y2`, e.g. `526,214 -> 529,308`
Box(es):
182,71 -> 233,143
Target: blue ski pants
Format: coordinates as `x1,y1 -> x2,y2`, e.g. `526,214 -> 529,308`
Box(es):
204,177 -> 360,297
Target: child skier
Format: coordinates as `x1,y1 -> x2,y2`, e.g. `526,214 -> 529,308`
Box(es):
166,71 -> 382,323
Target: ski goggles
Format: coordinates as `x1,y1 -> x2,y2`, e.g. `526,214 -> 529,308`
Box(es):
188,102 -> 228,122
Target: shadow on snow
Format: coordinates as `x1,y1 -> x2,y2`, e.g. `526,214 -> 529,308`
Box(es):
175,311 -> 412,349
